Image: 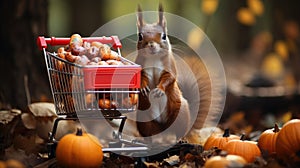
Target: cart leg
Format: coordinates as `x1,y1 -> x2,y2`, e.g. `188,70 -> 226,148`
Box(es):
112,115 -> 127,140
118,116 -> 127,135
49,117 -> 64,142
47,141 -> 57,159
47,116 -> 78,158
47,116 -> 64,158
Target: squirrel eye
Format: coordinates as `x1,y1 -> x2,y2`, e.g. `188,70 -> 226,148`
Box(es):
161,33 -> 167,40
138,33 -> 143,41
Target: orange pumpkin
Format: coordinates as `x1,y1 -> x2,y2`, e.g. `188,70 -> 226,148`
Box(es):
204,129 -> 240,150
204,153 -> 247,168
4,159 -> 25,168
0,161 -> 5,168
276,119 -> 300,163
56,127 -> 103,168
258,123 -> 280,155
0,159 -> 25,168
223,135 -> 261,163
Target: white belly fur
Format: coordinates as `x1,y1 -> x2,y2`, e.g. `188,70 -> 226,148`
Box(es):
138,57 -> 168,123
142,57 -> 164,89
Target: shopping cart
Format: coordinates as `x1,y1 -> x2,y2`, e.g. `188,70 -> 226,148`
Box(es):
37,35 -> 146,157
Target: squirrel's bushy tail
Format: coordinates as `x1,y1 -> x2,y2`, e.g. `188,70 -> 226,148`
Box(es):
177,56 -> 225,130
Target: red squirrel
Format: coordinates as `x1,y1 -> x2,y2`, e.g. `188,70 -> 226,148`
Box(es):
135,4 -> 191,139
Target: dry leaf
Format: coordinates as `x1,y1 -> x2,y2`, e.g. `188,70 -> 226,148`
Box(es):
143,161 -> 159,168
186,127 -> 222,145
28,102 -> 57,117
0,109 -> 21,124
184,153 -> 196,162
179,162 -> 196,168
21,113 -> 36,129
163,155 -> 180,166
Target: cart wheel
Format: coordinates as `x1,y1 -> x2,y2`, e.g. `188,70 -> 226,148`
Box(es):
47,141 -> 57,158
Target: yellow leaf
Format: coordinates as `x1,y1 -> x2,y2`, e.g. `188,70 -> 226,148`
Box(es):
280,112 -> 292,124
187,28 -> 205,50
237,8 -> 256,26
274,41 -> 289,60
201,0 -> 219,15
261,53 -> 284,79
247,0 -> 264,16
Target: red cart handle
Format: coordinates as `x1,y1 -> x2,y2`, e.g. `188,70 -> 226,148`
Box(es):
37,36 -> 122,50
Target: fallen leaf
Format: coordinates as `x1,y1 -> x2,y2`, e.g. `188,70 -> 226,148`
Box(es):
163,155 -> 180,166
0,109 -> 21,124
21,113 -> 36,129
28,102 -> 57,117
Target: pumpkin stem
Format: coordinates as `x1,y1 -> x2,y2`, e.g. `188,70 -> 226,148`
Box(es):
273,123 -> 280,133
240,134 -> 246,141
76,127 -> 83,136
223,128 -> 230,137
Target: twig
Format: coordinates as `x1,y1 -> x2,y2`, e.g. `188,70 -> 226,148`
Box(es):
24,75 -> 31,105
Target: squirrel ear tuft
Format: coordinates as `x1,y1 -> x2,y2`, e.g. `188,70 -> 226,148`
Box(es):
159,3 -> 164,13
158,3 -> 167,29
137,4 -> 143,30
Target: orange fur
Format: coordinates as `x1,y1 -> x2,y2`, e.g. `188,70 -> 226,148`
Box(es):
135,4 -> 190,138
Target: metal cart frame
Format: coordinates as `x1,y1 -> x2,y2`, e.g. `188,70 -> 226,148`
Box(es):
37,36 -> 147,158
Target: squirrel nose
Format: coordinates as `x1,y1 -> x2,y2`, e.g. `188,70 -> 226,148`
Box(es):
148,41 -> 155,48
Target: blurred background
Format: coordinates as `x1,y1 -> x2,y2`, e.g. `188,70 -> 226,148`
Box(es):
0,0 -> 300,127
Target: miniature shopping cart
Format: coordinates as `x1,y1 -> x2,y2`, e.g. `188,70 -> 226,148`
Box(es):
37,35 -> 146,157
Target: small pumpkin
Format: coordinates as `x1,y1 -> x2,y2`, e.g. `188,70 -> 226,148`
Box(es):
56,127 -> 103,168
0,159 -> 25,168
258,123 -> 280,155
223,134 -> 261,163
204,128 -> 240,150
204,152 -> 247,168
4,159 -> 25,168
0,161 -> 6,168
276,119 -> 300,163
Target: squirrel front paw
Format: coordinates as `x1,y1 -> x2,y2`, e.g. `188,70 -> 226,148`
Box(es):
151,88 -> 165,98
140,85 -> 150,96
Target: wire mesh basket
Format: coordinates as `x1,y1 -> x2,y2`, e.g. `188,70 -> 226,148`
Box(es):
37,36 -> 141,117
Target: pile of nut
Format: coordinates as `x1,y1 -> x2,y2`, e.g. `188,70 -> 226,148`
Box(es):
56,34 -> 131,66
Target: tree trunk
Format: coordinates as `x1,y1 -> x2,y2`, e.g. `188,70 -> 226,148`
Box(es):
0,0 -> 50,110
